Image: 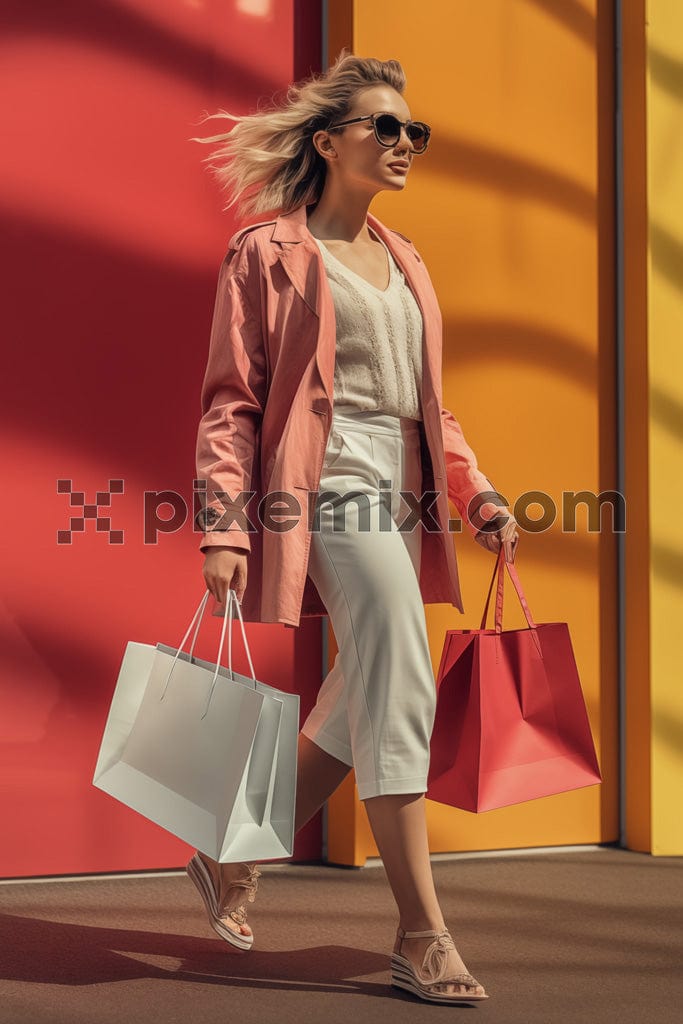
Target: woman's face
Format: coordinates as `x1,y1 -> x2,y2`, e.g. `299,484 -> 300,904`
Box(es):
319,84 -> 418,195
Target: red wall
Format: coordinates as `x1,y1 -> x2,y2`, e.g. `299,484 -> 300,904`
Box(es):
0,0 -> 323,877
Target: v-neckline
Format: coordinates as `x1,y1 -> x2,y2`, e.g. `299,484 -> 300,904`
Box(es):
315,226 -> 393,295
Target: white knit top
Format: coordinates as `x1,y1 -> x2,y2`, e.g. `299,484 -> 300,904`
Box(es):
313,226 -> 424,421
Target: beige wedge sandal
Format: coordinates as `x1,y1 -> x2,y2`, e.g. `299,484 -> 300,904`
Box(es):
391,926 -> 489,1004
186,852 -> 261,950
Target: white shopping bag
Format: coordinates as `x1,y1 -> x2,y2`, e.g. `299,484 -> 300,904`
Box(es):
92,589 -> 299,862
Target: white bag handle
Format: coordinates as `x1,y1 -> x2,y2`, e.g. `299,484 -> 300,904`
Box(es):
216,589 -> 256,684
159,590 -> 257,719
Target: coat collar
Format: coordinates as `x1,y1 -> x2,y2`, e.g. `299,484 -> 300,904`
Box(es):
270,200 -> 419,257
270,201 -> 423,317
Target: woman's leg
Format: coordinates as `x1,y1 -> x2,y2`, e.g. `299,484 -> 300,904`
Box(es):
302,418 -> 485,993
363,792 -> 486,997
294,731 -> 353,834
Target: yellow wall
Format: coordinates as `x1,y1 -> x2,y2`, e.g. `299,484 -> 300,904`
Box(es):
325,0 -> 619,864
624,0 -> 683,855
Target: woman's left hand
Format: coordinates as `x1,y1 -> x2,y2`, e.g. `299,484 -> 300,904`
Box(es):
473,503 -> 520,562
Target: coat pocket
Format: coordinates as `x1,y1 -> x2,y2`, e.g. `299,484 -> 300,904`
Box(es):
323,429 -> 348,470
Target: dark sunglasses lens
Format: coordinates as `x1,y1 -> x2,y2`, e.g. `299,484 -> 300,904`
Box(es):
375,114 -> 428,151
407,123 -> 428,151
375,114 -> 401,145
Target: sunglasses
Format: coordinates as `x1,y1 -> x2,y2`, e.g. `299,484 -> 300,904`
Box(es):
326,111 -> 431,154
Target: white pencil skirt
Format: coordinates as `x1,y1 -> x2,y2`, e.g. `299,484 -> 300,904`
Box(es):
300,406 -> 437,800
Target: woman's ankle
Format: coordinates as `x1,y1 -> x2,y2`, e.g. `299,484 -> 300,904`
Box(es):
398,915 -> 446,934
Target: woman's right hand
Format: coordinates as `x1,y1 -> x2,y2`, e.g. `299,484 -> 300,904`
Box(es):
202,546 -> 248,607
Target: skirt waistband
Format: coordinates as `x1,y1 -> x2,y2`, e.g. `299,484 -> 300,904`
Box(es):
331,406 -> 422,437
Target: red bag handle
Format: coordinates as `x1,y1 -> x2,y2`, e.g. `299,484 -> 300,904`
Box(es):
479,547 -> 542,657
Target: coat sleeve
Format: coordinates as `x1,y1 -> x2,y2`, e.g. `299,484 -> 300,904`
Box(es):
441,406 -> 511,540
195,250 -> 267,554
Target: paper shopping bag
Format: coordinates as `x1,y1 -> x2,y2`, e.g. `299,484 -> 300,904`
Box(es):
426,547 -> 602,812
92,589 -> 299,861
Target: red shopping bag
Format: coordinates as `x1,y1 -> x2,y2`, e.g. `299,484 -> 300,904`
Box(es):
426,547 -> 602,812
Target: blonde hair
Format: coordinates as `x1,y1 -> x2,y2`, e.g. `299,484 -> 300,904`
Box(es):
189,48 -> 407,220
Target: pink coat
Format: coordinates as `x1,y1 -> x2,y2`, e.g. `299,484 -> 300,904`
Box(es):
195,201 -> 505,628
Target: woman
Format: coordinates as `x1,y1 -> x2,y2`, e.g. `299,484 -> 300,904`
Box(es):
186,50 -> 519,1005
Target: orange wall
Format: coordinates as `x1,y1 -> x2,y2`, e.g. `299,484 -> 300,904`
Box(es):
327,0 -> 619,863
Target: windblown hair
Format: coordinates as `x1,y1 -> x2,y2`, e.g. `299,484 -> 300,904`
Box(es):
189,48 -> 406,220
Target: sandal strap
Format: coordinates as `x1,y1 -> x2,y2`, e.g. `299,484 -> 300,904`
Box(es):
227,866 -> 262,900
421,930 -> 459,982
397,926 -> 444,939
216,865 -> 262,917
441,973 -> 482,987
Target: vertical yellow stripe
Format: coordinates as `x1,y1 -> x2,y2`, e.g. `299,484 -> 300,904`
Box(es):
643,0 -> 683,854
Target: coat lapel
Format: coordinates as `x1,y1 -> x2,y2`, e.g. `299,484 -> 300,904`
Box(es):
270,204 -> 321,317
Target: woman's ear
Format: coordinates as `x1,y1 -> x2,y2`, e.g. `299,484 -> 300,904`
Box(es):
312,131 -> 337,161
